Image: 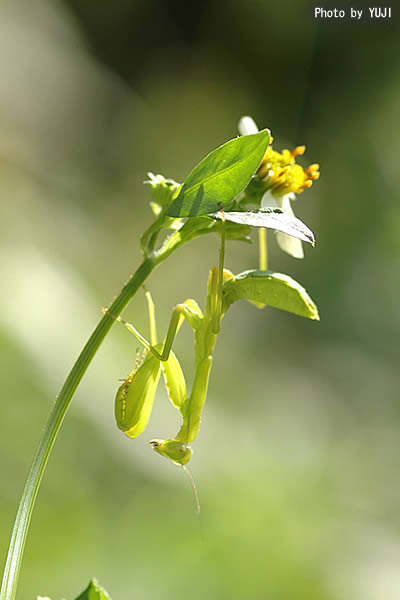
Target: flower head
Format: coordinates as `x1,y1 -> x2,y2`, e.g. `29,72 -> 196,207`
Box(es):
258,143 -> 320,197
238,116 -> 320,259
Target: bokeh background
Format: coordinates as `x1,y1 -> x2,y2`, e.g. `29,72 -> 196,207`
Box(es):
1,1 -> 399,598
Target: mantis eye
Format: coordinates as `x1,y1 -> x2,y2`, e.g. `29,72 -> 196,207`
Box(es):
149,439 -> 193,465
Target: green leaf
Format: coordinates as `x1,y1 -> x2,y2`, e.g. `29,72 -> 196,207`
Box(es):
215,208 -> 315,246
222,269 -> 320,320
157,215 -> 251,262
237,175 -> 266,208
74,579 -> 112,600
167,130 -> 270,217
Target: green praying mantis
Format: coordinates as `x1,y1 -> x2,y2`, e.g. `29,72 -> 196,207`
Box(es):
105,206 -> 319,511
104,213 -> 231,510
104,213 -> 228,493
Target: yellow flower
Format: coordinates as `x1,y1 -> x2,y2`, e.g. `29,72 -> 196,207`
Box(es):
238,116 -> 320,259
258,144 -> 320,197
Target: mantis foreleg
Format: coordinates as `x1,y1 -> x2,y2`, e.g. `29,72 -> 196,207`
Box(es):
104,297 -> 202,361
175,355 -> 213,443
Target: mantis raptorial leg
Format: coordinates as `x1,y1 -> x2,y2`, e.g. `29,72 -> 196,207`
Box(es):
103,301 -> 197,361
155,216 -> 228,447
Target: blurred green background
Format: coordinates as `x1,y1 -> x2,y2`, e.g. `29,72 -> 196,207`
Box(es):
1,1 -> 400,598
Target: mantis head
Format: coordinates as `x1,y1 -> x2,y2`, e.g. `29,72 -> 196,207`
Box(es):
149,439 -> 193,465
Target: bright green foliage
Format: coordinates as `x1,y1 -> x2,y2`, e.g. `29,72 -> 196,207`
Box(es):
155,215 -> 251,259
167,130 -> 270,217
73,579 -> 111,600
216,208 -> 315,246
141,196 -> 251,260
140,171 -> 254,260
222,269 -> 319,320
36,579 -> 111,600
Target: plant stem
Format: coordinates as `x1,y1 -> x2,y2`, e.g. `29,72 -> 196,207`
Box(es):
259,227 -> 268,270
0,257 -> 156,600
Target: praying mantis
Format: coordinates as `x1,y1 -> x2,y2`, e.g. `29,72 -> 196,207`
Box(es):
105,202 -> 319,509
104,214 -> 230,508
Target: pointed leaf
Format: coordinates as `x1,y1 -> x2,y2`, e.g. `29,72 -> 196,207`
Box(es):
74,579 -> 112,600
158,215 -> 251,261
222,269 -> 319,320
167,130 -> 270,217
215,208 -> 315,245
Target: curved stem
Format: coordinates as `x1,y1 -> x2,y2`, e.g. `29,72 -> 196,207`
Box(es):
1,257 -> 156,600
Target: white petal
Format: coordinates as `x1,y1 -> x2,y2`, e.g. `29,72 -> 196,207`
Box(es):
261,190 -> 279,208
238,115 -> 259,136
275,194 -> 304,259
276,231 -> 304,259
279,194 -> 296,211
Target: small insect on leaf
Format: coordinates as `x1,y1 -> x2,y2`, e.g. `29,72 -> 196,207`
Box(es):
115,353 -> 161,438
215,208 -> 315,246
167,130 -> 270,217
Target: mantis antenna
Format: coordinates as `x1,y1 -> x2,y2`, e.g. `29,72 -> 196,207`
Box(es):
182,465 -> 201,514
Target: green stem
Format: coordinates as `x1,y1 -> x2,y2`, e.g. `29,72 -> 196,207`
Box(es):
259,227 -> 268,270
212,214 -> 226,334
0,257 -> 157,600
